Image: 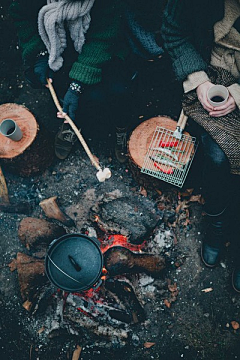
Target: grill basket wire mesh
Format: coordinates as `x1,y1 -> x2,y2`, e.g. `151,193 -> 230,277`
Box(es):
141,126 -> 198,188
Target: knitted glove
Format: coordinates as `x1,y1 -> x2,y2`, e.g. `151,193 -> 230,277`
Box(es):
62,81 -> 82,120
24,53 -> 54,88
34,54 -> 54,86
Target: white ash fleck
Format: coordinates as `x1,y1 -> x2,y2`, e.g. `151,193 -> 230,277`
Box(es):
139,275 -> 155,287
86,226 -> 98,239
50,320 -> 60,331
148,227 -> 174,254
144,285 -> 156,293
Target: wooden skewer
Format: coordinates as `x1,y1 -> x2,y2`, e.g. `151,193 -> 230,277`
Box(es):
47,79 -> 100,170
47,79 -> 111,182
0,165 -> 9,205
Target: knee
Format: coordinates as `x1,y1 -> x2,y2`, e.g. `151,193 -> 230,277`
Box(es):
207,149 -> 229,170
202,134 -> 229,170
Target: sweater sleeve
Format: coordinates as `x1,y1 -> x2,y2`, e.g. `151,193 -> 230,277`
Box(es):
69,1 -> 126,85
9,1 -> 46,64
161,0 -> 208,82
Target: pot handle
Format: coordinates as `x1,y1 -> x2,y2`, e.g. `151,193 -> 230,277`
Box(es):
93,278 -> 102,290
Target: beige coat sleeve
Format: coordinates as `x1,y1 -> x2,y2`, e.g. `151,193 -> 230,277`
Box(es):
183,71 -> 210,93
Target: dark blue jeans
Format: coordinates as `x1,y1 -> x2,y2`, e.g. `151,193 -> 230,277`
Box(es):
189,119 -> 239,215
75,58 -> 133,134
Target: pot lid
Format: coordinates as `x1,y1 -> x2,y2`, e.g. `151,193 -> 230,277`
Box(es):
45,234 -> 103,292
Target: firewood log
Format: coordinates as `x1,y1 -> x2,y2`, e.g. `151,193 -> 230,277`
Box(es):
39,196 -> 75,227
104,246 -> 165,276
8,252 -> 46,302
0,165 -> 9,205
18,217 -> 66,250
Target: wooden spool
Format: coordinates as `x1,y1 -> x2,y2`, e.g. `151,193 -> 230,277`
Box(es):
127,116 -> 193,190
0,103 -> 54,177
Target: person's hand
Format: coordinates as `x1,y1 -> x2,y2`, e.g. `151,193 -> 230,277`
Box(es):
24,53 -> 53,89
196,81 -> 237,117
196,81 -> 215,112
34,55 -> 54,86
57,81 -> 82,121
209,94 -> 237,117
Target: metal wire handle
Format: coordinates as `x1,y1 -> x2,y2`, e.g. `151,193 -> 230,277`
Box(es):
47,255 -> 83,285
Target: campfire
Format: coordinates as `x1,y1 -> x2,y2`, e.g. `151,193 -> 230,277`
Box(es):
9,194 -> 177,347
62,233 -> 164,327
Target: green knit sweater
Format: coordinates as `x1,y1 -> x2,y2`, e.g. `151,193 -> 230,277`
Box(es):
161,0 -> 225,81
9,0 -> 129,85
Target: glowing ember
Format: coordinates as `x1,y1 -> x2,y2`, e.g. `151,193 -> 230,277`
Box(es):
100,234 -> 146,254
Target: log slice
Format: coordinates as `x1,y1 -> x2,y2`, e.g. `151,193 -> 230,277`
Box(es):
0,103 -> 54,176
127,116 -> 194,190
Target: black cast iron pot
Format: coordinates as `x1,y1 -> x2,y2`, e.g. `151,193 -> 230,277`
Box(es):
45,233 -> 103,292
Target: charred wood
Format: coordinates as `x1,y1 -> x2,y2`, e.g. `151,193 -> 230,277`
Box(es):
18,217 -> 66,250
8,252 -> 47,302
104,246 -> 165,276
105,278 -> 146,323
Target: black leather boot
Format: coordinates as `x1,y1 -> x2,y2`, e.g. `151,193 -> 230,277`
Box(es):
201,208 -> 228,268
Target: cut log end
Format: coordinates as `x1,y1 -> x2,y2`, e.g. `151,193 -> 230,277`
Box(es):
18,217 -> 66,249
39,196 -> 75,227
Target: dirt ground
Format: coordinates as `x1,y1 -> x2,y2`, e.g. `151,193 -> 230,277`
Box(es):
1,2 -> 240,360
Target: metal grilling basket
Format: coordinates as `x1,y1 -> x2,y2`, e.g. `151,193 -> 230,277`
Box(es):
141,111 -> 198,188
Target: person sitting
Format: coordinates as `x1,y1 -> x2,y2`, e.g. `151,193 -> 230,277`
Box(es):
162,0 -> 240,292
9,0 -> 130,161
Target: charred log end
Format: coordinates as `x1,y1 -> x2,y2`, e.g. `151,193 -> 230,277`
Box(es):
104,246 -> 135,275
18,217 -> 66,249
9,252 -> 47,303
39,196 -> 75,227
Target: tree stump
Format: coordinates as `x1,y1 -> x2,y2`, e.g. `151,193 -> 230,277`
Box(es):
127,117 -> 177,190
0,103 -> 54,176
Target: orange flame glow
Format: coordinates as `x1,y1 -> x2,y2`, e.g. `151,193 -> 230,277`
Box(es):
100,234 -> 146,254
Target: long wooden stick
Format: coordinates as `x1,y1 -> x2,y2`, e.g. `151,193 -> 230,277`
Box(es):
0,165 -> 9,205
47,79 -> 101,171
